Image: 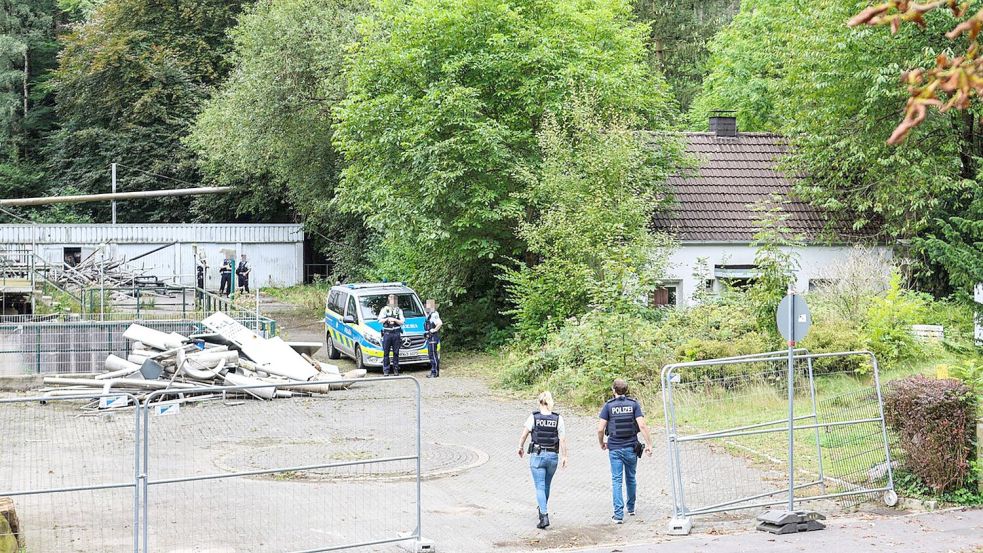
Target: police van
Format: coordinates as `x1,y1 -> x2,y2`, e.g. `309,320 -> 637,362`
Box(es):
324,282 -> 431,371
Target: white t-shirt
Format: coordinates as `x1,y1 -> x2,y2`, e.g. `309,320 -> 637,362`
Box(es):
524,412 -> 565,437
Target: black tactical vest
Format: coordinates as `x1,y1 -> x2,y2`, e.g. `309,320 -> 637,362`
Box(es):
425,312 -> 438,336
606,397 -> 639,440
531,412 -> 560,449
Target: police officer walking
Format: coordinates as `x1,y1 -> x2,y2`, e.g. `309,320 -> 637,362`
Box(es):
518,391 -> 568,529
597,378 -> 653,523
218,255 -> 233,297
377,294 -> 405,376
236,254 -> 251,293
424,299 -> 442,378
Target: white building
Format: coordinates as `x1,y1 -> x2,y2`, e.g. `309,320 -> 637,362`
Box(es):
650,118 -> 892,306
0,223 -> 304,290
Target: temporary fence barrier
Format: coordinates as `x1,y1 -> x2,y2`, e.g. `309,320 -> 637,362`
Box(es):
0,316 -> 276,376
660,349 -> 896,532
0,377 -> 424,553
0,392 -> 141,552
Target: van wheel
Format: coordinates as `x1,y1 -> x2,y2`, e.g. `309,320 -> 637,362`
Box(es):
354,344 -> 366,372
326,332 -> 341,360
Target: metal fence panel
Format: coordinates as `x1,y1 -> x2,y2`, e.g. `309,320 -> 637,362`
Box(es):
0,393 -> 141,552
141,378 -> 422,552
0,317 -> 274,376
661,350 -> 896,523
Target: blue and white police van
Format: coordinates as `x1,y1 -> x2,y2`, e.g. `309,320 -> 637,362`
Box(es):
324,282 -> 431,371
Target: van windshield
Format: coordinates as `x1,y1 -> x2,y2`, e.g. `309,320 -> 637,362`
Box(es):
359,293 -> 425,320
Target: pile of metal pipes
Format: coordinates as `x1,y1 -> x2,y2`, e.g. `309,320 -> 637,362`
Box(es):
40,312 -> 366,407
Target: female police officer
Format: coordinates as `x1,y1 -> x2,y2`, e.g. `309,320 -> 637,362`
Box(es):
517,391 -> 568,529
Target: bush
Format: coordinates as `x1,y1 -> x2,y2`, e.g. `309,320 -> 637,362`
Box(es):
884,375 -> 978,492
862,272 -> 928,364
800,320 -> 869,374
500,310 -> 671,408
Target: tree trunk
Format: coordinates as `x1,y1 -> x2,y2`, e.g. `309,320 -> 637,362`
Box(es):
22,50 -> 28,119
959,111 -> 976,180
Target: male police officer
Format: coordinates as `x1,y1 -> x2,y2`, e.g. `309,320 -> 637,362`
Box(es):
236,254 -> 251,293
597,378 -> 654,523
377,294 -> 405,376
218,255 -> 233,297
424,299 -> 443,378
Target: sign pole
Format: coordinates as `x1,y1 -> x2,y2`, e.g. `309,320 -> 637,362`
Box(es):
757,287 -> 825,534
786,287 -> 796,512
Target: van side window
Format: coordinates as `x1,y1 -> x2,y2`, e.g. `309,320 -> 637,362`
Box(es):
347,296 -> 358,321
327,291 -> 339,313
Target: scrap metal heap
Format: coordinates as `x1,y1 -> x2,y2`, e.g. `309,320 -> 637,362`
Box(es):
40,312 -> 366,406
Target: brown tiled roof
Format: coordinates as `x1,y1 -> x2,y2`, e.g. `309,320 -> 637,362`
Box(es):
651,132 -> 861,243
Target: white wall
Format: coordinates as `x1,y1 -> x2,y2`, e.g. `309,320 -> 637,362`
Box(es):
664,243 -> 894,306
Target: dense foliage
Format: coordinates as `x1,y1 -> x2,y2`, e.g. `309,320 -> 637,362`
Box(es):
689,0 -> 981,304
190,0 -> 369,269
43,0 -> 249,223
333,0 -> 678,345
501,97 -> 679,343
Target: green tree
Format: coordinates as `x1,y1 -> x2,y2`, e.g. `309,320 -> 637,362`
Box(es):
43,0 -> 248,223
502,96 -> 678,343
0,0 -> 61,210
747,193 -> 803,335
689,0 -> 980,302
334,0 -> 677,344
189,0 -> 369,275
633,0 -> 739,111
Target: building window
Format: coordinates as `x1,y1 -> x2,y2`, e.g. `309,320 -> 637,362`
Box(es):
63,247 -> 81,267
650,285 -> 678,307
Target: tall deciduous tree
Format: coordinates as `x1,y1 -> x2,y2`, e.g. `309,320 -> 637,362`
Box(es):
689,0 -> 980,300
190,0 -> 369,275
43,0 -> 248,223
334,0 -> 677,344
633,0 -> 739,111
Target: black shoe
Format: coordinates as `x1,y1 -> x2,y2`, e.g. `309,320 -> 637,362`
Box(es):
537,512 -> 549,529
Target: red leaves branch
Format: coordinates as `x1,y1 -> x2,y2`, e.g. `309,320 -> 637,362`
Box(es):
849,1 -> 983,144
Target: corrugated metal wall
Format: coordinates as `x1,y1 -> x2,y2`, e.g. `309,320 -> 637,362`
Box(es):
0,223 -> 303,244
1,224 -> 304,288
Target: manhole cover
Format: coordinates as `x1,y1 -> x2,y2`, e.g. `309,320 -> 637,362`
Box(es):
216,439 -> 487,482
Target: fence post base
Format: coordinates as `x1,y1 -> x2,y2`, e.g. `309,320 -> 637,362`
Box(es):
667,516 -> 692,536
397,534 -> 436,552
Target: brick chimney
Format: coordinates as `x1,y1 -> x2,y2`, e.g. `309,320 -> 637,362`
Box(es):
709,110 -> 738,137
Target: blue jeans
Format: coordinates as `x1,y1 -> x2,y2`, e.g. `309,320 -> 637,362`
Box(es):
608,447 -> 637,519
427,334 -> 440,375
529,452 -> 559,514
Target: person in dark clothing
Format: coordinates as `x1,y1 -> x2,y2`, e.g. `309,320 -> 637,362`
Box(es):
424,299 -> 443,378
376,294 -> 405,376
195,254 -> 208,304
219,256 -> 233,297
236,254 -> 251,293
597,379 -> 654,523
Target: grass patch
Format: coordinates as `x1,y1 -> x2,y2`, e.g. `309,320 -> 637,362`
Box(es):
265,283 -> 331,315
658,353 -> 968,496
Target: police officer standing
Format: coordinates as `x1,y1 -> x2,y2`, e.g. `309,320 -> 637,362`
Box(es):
597,378 -> 653,523
218,255 -> 233,297
195,253 -> 208,304
236,254 -> 251,293
518,391 -> 568,529
377,294 -> 405,376
424,299 -> 442,378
